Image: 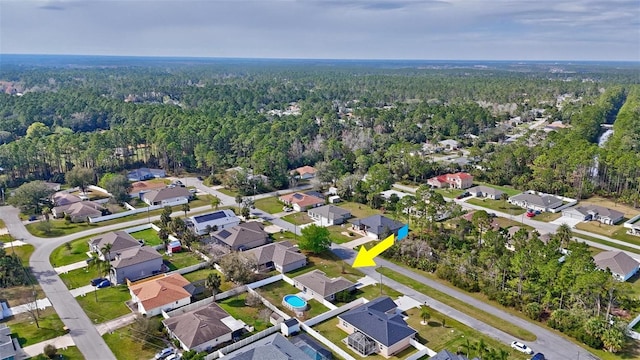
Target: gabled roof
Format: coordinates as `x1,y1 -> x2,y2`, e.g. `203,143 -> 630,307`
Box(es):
60,201 -> 104,218
89,231 -> 140,253
245,241 -> 306,268
467,185 -> 504,197
431,349 -> 475,360
52,192 -> 82,206
212,222 -> 268,249
570,204 -> 624,221
129,274 -> 192,311
293,269 -> 354,297
129,180 -> 167,194
279,192 -> 324,208
0,324 -> 18,360
220,333 -> 312,360
143,187 -> 191,202
447,172 -> 473,180
594,251 -> 639,276
510,193 -> 562,208
339,296 -> 416,347
308,205 -> 351,220
111,246 -> 162,269
291,165 -> 317,177
163,303 -> 233,349
192,210 -> 237,224
350,214 -> 404,235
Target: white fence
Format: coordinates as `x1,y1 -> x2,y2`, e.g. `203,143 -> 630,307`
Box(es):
87,185 -> 112,197
299,322 -> 356,360
247,274 -> 283,290
207,326 -> 281,360
123,223 -> 154,233
89,204 -> 163,223
627,314 -> 640,340
303,297 -> 366,327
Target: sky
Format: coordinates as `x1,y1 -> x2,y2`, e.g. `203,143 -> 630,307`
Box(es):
1,0 -> 639,61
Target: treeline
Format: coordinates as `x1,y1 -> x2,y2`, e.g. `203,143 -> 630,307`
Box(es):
0,246 -> 31,287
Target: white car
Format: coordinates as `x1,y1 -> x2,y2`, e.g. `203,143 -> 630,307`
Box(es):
511,341 -> 534,354
155,348 -> 174,359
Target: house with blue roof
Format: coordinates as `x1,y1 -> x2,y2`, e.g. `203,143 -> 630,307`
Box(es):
337,296 -> 416,357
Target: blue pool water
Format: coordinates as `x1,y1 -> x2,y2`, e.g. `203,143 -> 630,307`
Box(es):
284,294 -> 308,309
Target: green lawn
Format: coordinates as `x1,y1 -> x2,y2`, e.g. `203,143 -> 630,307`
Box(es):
6,308 -> 67,347
467,198 -> 526,215
217,187 -> 240,197
281,212 -> 313,225
59,267 -> 97,290
162,251 -> 203,270
257,281 -> 329,320
128,228 -> 163,246
103,323 -> 164,360
76,286 -> 132,323
434,188 -> 466,199
287,250 -> 365,283
352,282 -> 403,302
473,182 -> 522,197
25,220 -> 99,238
327,225 -> 359,244
182,268 -> 236,293
575,221 -> 640,247
573,233 -> 640,254
377,267 -> 536,342
534,212 -> 563,222
255,196 -> 285,214
188,194 -> 215,209
29,346 -> 86,360
337,202 -> 382,219
217,293 -> 272,331
50,235 -> 92,267
5,244 -> 35,265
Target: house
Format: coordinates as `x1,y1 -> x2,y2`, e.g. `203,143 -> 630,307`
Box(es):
431,349 -> 477,360
459,211 -> 500,231
167,240 -> 182,254
188,210 -> 240,236
291,165 -> 317,180
562,205 -> 624,225
337,296 -> 416,358
350,214 -> 405,239
438,139 -> 460,151
128,273 -> 193,316
308,205 -> 352,226
89,231 -> 141,261
110,246 -> 163,284
509,191 -> 563,212
220,333 -> 313,360
427,172 -> 474,189
142,187 -> 191,206
279,192 -> 325,212
379,190 -> 411,201
129,180 -> 168,199
593,251 -> 640,281
467,186 -> 505,200
163,302 -> 244,352
0,324 -> 21,360
43,182 -> 62,192
127,168 -> 166,182
211,222 -> 269,251
293,269 -> 355,302
52,192 -> 82,207
52,201 -> 105,222
245,241 -> 307,273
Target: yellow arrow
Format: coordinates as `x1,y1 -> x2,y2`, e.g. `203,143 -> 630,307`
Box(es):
352,233 -> 395,268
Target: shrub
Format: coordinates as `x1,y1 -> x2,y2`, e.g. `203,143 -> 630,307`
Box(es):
43,344 -> 57,359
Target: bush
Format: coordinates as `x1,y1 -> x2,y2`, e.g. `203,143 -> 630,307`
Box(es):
524,302 -> 542,321
43,344 -> 57,359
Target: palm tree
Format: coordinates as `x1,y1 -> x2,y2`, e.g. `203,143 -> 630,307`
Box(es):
100,243 -> 113,278
210,196 -> 221,210
555,223 -> 573,249
474,339 -> 487,359
235,195 -> 243,211
158,228 -> 170,248
41,207 -> 51,222
420,306 -> 431,325
205,273 -> 221,297
181,203 -> 190,217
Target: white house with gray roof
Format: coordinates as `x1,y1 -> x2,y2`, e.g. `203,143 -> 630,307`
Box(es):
188,210 -> 240,235
245,241 -> 306,273
220,333 -> 313,360
338,296 -> 416,358
110,246 -> 163,284
350,214 -> 405,239
467,185 -> 505,200
0,324 -> 21,360
593,251 -> 640,282
509,191 -> 563,212
142,187 -> 191,206
293,269 -> 355,302
308,205 -> 352,226
562,204 -> 624,225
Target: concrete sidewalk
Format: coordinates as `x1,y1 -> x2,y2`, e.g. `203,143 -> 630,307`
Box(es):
342,235 -> 376,249
96,313 -> 137,335
70,285 -> 98,298
2,240 -> 28,248
2,298 -> 52,317
21,334 -> 75,358
54,260 -> 88,274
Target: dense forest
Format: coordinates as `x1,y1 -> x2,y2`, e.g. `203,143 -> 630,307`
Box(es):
0,57 -> 638,205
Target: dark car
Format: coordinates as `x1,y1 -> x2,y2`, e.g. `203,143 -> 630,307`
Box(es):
96,279 -> 111,288
456,192 -> 471,199
90,278 -> 106,286
28,215 -> 38,221
530,353 -> 545,360
196,176 -> 204,181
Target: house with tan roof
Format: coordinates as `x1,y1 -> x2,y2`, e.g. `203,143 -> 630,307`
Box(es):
593,251 -> 640,281
110,246 -> 163,284
142,186 -> 191,206
293,269 -> 356,302
53,201 -> 105,222
291,165 -> 317,180
163,302 -> 245,352
279,192 -> 324,212
245,241 -> 307,273
211,222 -> 269,251
129,180 -> 168,198
128,273 -> 193,316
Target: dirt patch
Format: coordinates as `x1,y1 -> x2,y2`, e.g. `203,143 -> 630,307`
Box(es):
581,196 -> 639,219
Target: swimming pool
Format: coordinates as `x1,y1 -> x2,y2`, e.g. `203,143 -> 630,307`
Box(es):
283,294 -> 308,312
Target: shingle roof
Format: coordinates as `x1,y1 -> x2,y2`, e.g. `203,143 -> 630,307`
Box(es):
279,193 -> 324,208
0,324 -> 17,360
220,333 -> 312,360
430,349 -> 474,360
338,296 -> 416,347
467,185 -> 504,197
350,215 -> 404,236
192,210 -> 237,224
111,246 -> 162,269
245,241 -> 306,269
163,303 -> 233,349
52,192 -> 82,206
593,251 -> 639,277
308,205 -> 351,220
62,201 -> 104,218
510,193 -> 562,208
293,269 -> 354,297
143,187 -> 191,202
571,205 -> 624,221
129,273 -> 192,311
212,222 -> 268,249
291,165 -> 317,177
89,231 -> 140,253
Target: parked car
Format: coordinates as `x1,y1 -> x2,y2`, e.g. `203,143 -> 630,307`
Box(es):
28,215 -> 38,221
530,353 -> 545,360
456,192 -> 471,199
526,212 -> 536,218
96,280 -> 111,288
90,278 -> 106,286
155,347 -> 174,359
196,176 -> 204,181
165,354 -> 181,360
511,341 -> 534,354
283,206 -> 293,212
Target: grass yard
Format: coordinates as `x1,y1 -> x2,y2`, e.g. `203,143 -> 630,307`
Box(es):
128,228 -> 163,246
59,267 -> 97,290
257,281 -> 328,320
352,282 -> 403,302
626,272 -> 640,299
0,285 -> 46,308
162,251 -> 203,270
6,308 -> 67,346
182,268 -> 236,293
217,293 -> 272,331
337,202 -> 382,219
5,244 -> 35,265
434,188 -> 466,199
467,198 -> 526,215
76,286 -> 131,322
103,323 -> 165,360
473,182 -> 522,197
377,268 -> 536,342
493,217 -> 533,230
573,232 -> 640,255
575,221 -> 640,247
188,194 -> 215,209
327,225 -> 359,244
281,212 -> 313,225
217,187 -> 240,197
29,346 -> 86,360
533,212 -> 563,222
255,196 -> 285,214
25,220 -> 99,238
287,250 -> 364,283
580,196 -> 640,219
50,235 -> 92,267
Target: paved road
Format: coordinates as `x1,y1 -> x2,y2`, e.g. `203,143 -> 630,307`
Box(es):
330,243 -> 597,360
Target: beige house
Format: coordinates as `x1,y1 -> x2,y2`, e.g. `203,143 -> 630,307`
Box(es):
293,269 -> 355,302
211,222 -> 269,251
245,241 -> 307,273
337,296 -> 416,358
128,274 -> 193,316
